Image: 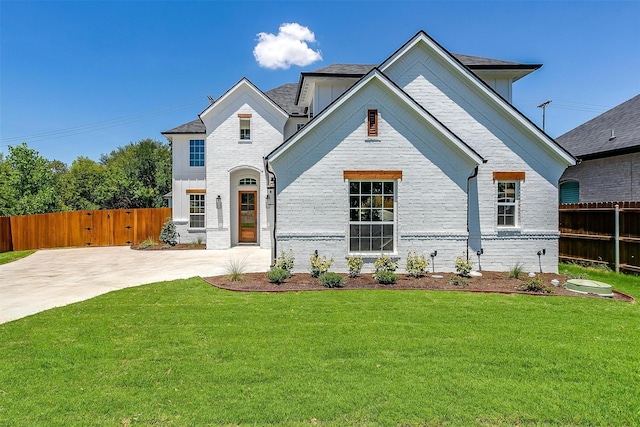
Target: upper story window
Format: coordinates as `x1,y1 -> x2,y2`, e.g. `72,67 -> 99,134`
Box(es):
367,109 -> 378,137
239,117 -> 251,140
189,139 -> 204,167
494,172 -> 525,227
239,178 -> 257,186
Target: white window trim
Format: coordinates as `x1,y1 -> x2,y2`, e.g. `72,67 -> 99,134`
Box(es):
189,193 -> 206,229
239,118 -> 251,141
496,180 -> 520,228
189,139 -> 205,167
347,179 -> 397,255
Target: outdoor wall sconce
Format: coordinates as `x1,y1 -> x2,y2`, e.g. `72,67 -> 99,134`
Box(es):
476,248 -> 484,271
430,250 -> 437,273
216,195 -> 222,209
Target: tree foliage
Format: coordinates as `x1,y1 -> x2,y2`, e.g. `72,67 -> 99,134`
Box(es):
0,139 -> 172,216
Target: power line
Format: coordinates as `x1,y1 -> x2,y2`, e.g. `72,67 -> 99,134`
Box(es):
1,97 -> 205,146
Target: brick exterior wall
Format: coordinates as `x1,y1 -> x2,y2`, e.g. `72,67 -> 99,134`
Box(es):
561,152 -> 640,202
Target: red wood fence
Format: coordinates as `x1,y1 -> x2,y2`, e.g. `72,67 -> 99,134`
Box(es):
0,208 -> 172,252
559,202 -> 640,273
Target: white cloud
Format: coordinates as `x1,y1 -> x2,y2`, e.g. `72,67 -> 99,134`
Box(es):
253,23 -> 322,70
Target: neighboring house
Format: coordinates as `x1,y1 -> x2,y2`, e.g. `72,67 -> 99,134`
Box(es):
162,30 -> 574,273
556,94 -> 640,203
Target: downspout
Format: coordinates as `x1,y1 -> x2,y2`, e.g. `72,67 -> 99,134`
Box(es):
466,166 -> 479,261
263,157 -> 277,266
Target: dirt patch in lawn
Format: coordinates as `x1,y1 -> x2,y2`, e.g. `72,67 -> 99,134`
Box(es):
204,271 -> 634,302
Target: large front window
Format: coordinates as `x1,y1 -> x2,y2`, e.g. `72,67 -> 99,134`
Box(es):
190,194 -> 205,228
349,181 -> 395,252
497,181 -> 519,226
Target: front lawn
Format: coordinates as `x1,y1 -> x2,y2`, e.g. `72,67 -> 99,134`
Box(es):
0,266 -> 639,426
0,249 -> 35,265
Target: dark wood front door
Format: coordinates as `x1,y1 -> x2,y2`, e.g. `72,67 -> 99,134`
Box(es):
239,191 -> 257,243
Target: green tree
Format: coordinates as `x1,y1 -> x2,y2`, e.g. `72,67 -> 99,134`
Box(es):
5,143 -> 62,215
59,157 -> 105,211
0,154 -> 19,216
97,139 -> 171,209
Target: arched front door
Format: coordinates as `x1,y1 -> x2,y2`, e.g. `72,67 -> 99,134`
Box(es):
238,191 -> 257,243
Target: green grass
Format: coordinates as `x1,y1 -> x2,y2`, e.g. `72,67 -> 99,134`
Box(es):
0,249 -> 35,265
1,266 -> 639,426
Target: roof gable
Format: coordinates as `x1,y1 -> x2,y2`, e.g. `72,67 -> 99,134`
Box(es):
199,78 -> 289,124
268,68 -> 484,166
556,94 -> 640,159
380,31 -> 574,167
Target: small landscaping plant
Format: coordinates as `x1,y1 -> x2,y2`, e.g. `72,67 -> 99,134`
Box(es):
274,249 -> 295,277
137,237 -> 158,249
372,253 -> 398,280
454,255 -> 473,277
347,256 -> 364,278
159,217 -> 178,246
406,251 -> 429,278
309,251 -> 334,278
447,275 -> 468,287
376,270 -> 398,285
508,262 -> 524,279
319,272 -> 345,288
225,257 -> 247,282
517,275 -> 554,293
267,267 -> 289,284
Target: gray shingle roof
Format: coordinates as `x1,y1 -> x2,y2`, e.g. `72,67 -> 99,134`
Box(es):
265,83 -> 305,116
162,118 -> 205,134
163,54 -> 541,133
556,94 -> 640,158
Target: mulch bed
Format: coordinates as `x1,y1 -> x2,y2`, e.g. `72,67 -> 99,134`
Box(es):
204,271 -> 634,302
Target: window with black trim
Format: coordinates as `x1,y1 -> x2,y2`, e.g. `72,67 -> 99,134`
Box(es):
349,180 -> 395,252
367,109 -> 378,137
239,178 -> 257,186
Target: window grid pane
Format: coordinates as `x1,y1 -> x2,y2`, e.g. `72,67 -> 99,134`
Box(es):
497,181 -> 518,227
189,140 -> 204,167
349,180 -> 394,252
189,194 -> 205,228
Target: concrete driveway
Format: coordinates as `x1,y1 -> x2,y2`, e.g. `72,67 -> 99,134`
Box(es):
0,246 -> 271,324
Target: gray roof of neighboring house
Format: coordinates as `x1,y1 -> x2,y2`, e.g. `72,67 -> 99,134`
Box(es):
556,94 -> 640,159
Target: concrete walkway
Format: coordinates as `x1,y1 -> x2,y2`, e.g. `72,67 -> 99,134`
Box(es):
0,246 -> 271,324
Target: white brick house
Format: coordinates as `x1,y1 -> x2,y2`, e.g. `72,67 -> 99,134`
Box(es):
162,31 -> 574,273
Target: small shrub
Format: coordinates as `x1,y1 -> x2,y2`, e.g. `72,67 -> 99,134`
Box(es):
274,249 -> 295,277
196,236 -> 204,245
454,256 -> 473,277
447,275 -> 468,287
508,262 -> 524,279
347,256 -> 364,278
159,218 -> 178,246
225,257 -> 247,282
267,267 -> 289,284
406,251 -> 429,278
518,276 -> 554,293
137,237 -> 157,249
309,251 -> 334,278
376,270 -> 398,285
320,272 -> 344,288
372,253 -> 398,280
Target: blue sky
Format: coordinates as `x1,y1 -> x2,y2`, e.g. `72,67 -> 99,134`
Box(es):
1,1 -> 639,165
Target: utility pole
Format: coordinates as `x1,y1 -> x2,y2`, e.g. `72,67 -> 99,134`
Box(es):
537,100 -> 552,131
